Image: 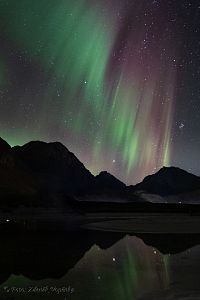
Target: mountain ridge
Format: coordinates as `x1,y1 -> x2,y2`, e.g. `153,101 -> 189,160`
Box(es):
131,166 -> 200,196
0,137 -> 200,206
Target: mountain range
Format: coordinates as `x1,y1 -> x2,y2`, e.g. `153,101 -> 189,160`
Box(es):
0,137 -> 200,208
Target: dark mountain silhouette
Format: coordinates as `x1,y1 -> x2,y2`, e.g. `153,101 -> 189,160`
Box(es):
0,137 -> 137,206
0,137 -> 200,208
0,138 -> 95,206
0,137 -> 11,158
95,171 -> 126,190
13,140 -> 94,194
131,166 -> 200,196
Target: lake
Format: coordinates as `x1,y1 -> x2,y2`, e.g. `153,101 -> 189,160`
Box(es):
0,226 -> 200,300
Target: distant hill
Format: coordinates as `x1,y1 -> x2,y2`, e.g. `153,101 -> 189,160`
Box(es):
131,166 -> 200,196
95,171 -> 126,190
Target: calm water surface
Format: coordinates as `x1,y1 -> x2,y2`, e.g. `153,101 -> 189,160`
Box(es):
0,230 -> 200,300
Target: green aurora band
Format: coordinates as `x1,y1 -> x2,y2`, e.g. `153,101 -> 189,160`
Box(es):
0,0 -> 177,183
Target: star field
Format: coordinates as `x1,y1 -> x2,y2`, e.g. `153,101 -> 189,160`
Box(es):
0,0 -> 200,184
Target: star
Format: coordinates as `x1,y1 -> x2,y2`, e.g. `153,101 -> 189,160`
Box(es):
152,0 -> 158,5
179,123 -> 185,129
0,0 -> 199,186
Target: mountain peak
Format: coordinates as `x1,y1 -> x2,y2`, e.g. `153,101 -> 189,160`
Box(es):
13,139 -> 93,178
133,166 -> 200,196
1,136 -> 200,202
157,166 -> 191,174
95,171 -> 126,189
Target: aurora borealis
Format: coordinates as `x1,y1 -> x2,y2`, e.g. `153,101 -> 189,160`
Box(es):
0,0 -> 200,184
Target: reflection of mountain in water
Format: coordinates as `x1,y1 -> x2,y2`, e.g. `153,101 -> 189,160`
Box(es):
134,233 -> 200,254
0,230 -> 124,285
1,229 -> 200,284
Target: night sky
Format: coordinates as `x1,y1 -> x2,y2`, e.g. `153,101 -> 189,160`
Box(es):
0,0 -> 200,184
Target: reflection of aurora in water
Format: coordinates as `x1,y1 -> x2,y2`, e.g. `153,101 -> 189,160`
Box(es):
62,237 -> 200,300
1,233 -> 200,300
78,236 -> 171,300
0,235 -> 173,300
0,0 -> 178,184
